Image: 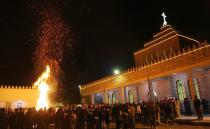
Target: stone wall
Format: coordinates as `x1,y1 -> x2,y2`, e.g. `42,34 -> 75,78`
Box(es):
0,85 -> 38,109
138,81 -> 149,101
152,77 -> 172,99
81,44 -> 210,95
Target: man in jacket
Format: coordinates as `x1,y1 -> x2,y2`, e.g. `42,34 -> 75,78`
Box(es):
194,95 -> 203,120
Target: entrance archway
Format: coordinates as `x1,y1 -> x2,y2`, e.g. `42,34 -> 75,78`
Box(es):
95,94 -> 103,104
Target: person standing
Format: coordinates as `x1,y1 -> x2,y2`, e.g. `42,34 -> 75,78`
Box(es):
105,107 -> 111,129
184,98 -> 192,116
201,99 -> 208,114
129,104 -> 136,129
194,95 -> 203,120
174,98 -> 181,117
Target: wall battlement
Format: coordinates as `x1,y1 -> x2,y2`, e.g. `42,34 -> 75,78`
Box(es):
82,42 -> 210,90
0,85 -> 36,89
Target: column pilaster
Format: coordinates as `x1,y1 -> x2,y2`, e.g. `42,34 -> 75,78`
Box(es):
91,93 -> 95,104
187,70 -> 195,101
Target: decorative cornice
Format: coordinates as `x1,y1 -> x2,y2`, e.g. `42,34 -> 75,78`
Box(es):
134,34 -> 178,55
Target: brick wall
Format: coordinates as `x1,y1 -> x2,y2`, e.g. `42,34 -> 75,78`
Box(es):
204,69 -> 210,99
170,73 -> 191,100
135,36 -> 180,65
152,78 -> 172,99
193,69 -> 210,99
138,81 -> 149,101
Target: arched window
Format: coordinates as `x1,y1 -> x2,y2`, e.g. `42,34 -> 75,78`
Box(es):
128,90 -> 134,103
176,80 -> 186,101
112,91 -> 116,104
193,77 -> 200,99
17,101 -> 23,108
95,94 -> 103,104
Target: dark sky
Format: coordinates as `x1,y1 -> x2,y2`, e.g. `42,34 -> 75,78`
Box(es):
0,0 -> 210,102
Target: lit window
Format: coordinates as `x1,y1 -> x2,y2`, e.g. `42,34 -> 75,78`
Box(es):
176,80 -> 186,101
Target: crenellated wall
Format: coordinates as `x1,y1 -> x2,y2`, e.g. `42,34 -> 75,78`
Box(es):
81,24 -> 210,107
81,43 -> 210,95
0,85 -> 38,109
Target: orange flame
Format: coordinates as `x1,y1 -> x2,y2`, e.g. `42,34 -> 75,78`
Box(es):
34,65 -> 50,110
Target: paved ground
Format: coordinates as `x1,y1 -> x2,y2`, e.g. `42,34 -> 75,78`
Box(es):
177,114 -> 210,120
108,123 -> 210,129
48,115 -> 210,129
176,114 -> 210,126
108,115 -> 210,129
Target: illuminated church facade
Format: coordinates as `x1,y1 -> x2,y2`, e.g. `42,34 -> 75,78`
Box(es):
81,24 -> 210,109
0,85 -> 38,109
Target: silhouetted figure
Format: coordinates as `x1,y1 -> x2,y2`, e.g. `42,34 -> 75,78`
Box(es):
17,108 -> 24,129
9,110 -> 16,129
194,95 -> 203,120
0,108 -> 9,129
55,108 -> 64,129
24,108 -> 33,129
105,107 -> 111,129
76,106 -> 86,129
184,98 -> 192,116
86,109 -> 94,129
201,99 -> 208,114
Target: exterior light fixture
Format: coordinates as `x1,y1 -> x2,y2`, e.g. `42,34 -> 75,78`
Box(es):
78,85 -> 81,90
114,69 -> 120,75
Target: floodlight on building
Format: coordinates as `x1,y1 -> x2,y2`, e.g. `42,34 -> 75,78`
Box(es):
114,69 -> 120,75
78,85 -> 81,90
153,91 -> 157,97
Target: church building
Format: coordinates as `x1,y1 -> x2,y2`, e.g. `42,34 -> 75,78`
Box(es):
81,14 -> 210,110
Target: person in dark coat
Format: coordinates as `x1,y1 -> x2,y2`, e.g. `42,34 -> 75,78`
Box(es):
86,109 -> 94,129
105,107 -> 111,129
0,108 -> 9,129
55,108 -> 64,129
76,106 -> 86,129
17,108 -> 25,129
201,99 -> 208,114
194,95 -> 203,120
184,98 -> 192,116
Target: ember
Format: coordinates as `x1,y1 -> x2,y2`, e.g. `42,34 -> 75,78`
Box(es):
33,0 -> 70,106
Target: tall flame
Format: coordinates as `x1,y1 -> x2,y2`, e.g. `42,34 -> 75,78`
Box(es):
35,65 -> 50,110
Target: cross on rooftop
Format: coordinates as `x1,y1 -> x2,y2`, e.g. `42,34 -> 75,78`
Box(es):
161,12 -> 167,26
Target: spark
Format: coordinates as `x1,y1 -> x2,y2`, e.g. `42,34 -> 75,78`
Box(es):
33,0 -> 71,104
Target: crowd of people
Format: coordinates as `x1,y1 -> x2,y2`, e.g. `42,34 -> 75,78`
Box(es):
0,96 -> 206,129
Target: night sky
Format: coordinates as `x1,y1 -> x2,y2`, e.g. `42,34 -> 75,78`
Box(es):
0,0 -> 210,103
